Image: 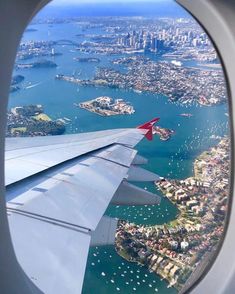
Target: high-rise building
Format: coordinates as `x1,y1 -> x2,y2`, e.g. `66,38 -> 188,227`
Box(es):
144,32 -> 151,51
176,28 -> 180,37
162,29 -> 167,40
151,37 -> 157,52
192,38 -> 198,47
157,39 -> 165,51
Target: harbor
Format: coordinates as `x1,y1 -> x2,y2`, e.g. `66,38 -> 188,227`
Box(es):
9,16 -> 230,294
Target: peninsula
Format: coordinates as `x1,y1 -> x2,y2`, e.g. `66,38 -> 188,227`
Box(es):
6,104 -> 66,137
115,137 -> 229,290
55,56 -> 226,106
16,60 -> 57,69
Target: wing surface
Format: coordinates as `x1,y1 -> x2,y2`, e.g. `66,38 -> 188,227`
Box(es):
5,123 -> 161,294
5,128 -> 144,186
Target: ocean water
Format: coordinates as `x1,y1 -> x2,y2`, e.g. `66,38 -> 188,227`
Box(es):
10,19 -> 230,294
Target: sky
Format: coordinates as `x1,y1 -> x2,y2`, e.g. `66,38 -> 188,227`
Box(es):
37,0 -> 185,18
49,0 -> 171,6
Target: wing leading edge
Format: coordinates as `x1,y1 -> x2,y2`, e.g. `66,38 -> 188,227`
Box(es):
6,119 -> 162,294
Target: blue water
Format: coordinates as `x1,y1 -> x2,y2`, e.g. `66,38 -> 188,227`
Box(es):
83,246 -> 176,294
10,19 -> 229,294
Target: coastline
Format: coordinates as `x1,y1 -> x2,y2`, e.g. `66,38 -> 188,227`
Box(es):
115,137 -> 229,291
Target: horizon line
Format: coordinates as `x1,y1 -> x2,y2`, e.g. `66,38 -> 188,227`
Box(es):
49,0 -> 172,6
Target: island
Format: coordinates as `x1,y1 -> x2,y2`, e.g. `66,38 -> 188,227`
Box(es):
16,60 -> 57,69
115,137 -> 229,290
74,57 -> 100,63
6,104 -> 66,137
153,126 -> 174,141
10,75 -> 25,93
78,96 -> 135,116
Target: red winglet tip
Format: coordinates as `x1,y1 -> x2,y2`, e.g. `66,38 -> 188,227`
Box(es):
145,129 -> 153,141
137,117 -> 160,130
137,117 -> 160,141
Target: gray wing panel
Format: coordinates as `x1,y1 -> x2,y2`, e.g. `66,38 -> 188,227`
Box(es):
6,143 -> 139,294
7,145 -> 136,231
8,211 -> 90,294
5,129 -> 129,151
92,144 -> 137,167
5,128 -> 144,152
5,129 -> 144,186
5,129 -> 152,294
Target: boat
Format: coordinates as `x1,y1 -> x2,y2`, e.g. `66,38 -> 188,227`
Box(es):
179,113 -> 193,117
133,89 -> 142,94
63,117 -> 72,123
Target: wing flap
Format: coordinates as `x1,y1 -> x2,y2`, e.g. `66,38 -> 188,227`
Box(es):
92,144 -> 137,167
90,216 -> 118,246
127,165 -> 162,182
111,181 -> 161,205
132,154 -> 148,165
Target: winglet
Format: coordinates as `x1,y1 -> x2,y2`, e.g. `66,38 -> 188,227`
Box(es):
137,118 -> 160,140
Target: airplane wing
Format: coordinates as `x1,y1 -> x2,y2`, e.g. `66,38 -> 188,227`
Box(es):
5,118 -> 162,294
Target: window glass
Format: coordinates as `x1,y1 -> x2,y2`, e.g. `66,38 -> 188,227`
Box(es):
7,0 -> 230,293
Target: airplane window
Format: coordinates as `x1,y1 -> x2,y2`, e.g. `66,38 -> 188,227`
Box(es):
6,0 -> 230,293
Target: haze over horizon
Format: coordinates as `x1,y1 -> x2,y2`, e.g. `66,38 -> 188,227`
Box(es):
37,0 -> 186,18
